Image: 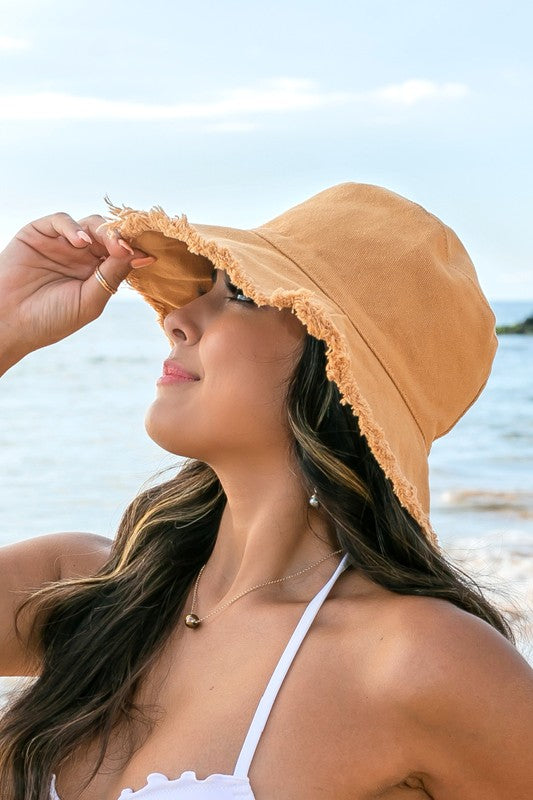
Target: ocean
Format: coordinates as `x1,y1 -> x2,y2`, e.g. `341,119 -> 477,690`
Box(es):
0,294 -> 532,680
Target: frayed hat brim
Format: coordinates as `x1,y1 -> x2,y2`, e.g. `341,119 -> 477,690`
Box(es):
101,199 -> 440,551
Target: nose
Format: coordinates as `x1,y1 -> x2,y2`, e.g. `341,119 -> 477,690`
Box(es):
162,275 -> 217,342
162,292 -> 208,342
163,306 -> 189,342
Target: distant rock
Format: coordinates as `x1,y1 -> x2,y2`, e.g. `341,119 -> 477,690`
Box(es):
496,315 -> 533,334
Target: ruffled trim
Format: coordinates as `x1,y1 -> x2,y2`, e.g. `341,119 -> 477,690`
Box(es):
118,771 -> 252,798
100,199 -> 440,552
52,770 -> 252,800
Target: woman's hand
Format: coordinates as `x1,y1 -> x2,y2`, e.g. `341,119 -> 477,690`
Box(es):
0,211 -> 154,360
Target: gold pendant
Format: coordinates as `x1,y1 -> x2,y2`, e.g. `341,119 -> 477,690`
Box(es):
185,613 -> 201,628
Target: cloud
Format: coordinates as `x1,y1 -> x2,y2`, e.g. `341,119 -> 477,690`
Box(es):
0,35 -> 31,51
371,79 -> 469,106
0,77 -> 469,121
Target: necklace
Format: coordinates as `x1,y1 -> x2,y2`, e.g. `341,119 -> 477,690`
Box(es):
184,548 -> 345,628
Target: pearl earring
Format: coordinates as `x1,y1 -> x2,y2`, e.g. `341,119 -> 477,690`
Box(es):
309,487 -> 319,508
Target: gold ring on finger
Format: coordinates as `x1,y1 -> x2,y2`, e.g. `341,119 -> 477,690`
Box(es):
94,266 -> 118,295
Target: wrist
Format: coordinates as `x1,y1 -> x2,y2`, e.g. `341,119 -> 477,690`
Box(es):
0,320 -> 29,375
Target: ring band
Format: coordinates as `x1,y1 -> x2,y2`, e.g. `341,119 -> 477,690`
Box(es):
94,266 -> 118,295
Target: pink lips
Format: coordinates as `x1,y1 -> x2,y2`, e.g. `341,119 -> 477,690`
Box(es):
157,360 -> 199,385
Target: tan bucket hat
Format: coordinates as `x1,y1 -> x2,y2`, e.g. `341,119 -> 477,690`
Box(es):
101,182 -> 498,551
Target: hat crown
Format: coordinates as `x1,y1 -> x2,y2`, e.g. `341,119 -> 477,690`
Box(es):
254,182 -> 497,449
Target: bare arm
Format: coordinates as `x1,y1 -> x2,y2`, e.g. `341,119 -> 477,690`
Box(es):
389,598 -> 533,799
0,211 -> 148,673
0,531 -> 112,676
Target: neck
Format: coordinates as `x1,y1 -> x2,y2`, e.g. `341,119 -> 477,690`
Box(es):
196,472 -> 341,612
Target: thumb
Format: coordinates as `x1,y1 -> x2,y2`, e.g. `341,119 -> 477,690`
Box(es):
80,254 -> 138,319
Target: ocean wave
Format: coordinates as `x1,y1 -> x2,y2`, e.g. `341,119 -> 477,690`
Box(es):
440,490 -> 533,518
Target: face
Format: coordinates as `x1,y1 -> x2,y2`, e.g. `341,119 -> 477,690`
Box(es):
145,268 -> 307,465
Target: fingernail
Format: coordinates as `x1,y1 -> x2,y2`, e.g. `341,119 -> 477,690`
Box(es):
130,256 -> 156,268
118,238 -> 135,256
77,230 -> 93,244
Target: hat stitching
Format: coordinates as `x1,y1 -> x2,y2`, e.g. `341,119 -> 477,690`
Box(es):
249,227 -> 430,451
100,201 -> 440,551
442,226 -> 499,320
433,225 -> 498,438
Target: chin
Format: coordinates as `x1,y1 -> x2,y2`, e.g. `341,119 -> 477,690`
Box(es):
143,402 -> 201,459
144,403 -> 179,454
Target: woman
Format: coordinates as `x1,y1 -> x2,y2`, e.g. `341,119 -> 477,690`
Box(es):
0,182 -> 531,800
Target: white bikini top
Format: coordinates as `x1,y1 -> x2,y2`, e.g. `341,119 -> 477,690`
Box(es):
50,552 -> 350,800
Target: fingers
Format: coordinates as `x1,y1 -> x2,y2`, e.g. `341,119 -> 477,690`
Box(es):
75,214 -> 150,262
80,256 -> 135,319
81,228 -> 156,318
26,210 -> 157,319
25,212 -> 99,248
30,211 -> 156,272
75,213 -> 157,319
77,215 -> 157,277
24,211 -> 151,265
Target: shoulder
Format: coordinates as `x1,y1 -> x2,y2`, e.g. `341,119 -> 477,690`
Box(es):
380,592 -> 532,695
58,531 -> 113,580
338,586 -> 530,685
0,532 -> 113,675
342,592 -> 533,797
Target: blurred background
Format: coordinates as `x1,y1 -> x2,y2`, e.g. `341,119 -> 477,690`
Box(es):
1,0 -> 532,683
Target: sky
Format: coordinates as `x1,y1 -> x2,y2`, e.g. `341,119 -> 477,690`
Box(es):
1,0 -> 532,300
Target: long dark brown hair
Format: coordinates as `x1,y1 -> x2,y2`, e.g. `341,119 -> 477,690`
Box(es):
0,333 -> 518,799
